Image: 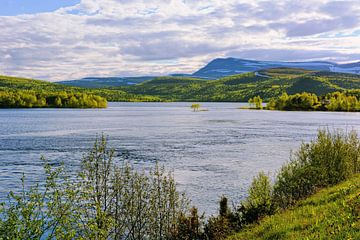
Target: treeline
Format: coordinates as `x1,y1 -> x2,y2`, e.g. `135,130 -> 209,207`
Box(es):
1,130 -> 359,239
0,90 -> 107,108
267,91 -> 360,111
0,75 -> 162,103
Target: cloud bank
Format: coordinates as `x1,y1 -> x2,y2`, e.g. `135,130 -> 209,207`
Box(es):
0,0 -> 360,81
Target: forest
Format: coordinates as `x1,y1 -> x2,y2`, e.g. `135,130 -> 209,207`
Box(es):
0,90 -> 107,108
0,75 -> 162,107
0,130 -> 359,239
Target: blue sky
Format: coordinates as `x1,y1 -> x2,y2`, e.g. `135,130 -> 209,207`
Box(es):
0,0 -> 359,81
0,0 -> 79,15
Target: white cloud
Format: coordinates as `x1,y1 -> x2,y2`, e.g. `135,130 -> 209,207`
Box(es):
0,0 -> 359,81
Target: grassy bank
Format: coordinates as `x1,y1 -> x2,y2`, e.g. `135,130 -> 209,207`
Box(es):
228,174 -> 360,240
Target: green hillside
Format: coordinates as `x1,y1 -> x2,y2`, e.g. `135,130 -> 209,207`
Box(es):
228,174 -> 360,240
0,75 -> 161,103
122,68 -> 360,101
3,68 -> 360,104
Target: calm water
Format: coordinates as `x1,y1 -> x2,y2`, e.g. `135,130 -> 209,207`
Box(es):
1,102 -> 360,214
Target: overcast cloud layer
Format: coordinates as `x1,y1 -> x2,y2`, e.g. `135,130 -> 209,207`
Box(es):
1,0 -> 360,81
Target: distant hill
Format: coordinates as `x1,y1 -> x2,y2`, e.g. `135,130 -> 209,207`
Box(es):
57,58 -> 360,88
58,76 -> 155,88
122,68 -> 360,101
0,75 -> 161,102
192,58 -> 360,79
5,67 -> 360,103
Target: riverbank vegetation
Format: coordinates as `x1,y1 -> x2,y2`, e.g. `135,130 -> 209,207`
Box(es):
267,91 -> 360,111
199,129 -> 360,239
248,96 -> 263,109
0,90 -> 107,108
0,75 -> 162,107
0,129 -> 359,239
228,174 -> 360,240
0,136 -> 189,239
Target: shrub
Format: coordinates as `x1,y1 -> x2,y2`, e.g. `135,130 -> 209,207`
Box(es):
0,135 -> 189,239
237,172 -> 274,224
273,129 -> 360,208
172,207 -> 206,240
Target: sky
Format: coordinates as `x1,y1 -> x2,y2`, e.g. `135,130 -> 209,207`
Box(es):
0,0 -> 360,81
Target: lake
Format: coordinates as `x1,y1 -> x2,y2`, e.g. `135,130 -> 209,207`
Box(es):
1,102 -> 360,214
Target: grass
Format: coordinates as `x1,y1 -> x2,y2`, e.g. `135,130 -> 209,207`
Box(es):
228,174 -> 360,240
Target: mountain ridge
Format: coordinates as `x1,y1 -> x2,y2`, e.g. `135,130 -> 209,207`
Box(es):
192,58 -> 360,79
58,58 -> 360,88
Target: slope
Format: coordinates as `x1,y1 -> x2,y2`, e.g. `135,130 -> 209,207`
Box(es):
228,174 -> 360,240
123,68 -> 360,101
0,75 -> 161,102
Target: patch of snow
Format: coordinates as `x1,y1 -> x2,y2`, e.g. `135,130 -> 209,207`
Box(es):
254,72 -> 270,78
330,66 -> 360,74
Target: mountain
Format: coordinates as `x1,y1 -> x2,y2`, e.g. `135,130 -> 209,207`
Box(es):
58,76 -> 155,88
122,68 -> 360,101
192,58 -> 360,79
57,58 -> 360,88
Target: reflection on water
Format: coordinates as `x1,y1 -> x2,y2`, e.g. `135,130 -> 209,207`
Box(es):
1,102 -> 360,214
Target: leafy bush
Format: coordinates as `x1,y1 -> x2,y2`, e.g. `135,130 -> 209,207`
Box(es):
248,96 -> 263,109
0,135 -> 189,239
273,129 -> 360,208
237,172 -> 274,224
173,207 -> 206,240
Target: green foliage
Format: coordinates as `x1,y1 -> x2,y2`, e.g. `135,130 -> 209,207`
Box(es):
3,68 -> 360,103
238,172 -> 273,223
173,207 -> 206,240
0,135 -> 189,239
205,215 -> 233,240
190,103 -> 201,111
0,159 -> 79,239
267,92 -> 320,111
273,129 -> 360,209
228,174 -> 360,240
248,96 -> 263,109
0,75 -> 162,103
0,90 -> 107,108
267,91 -> 360,111
205,197 -> 235,240
325,91 -> 360,111
1,130 -> 359,239
211,130 -> 360,240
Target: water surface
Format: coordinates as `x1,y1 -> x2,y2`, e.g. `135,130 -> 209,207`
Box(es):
1,102 -> 359,214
